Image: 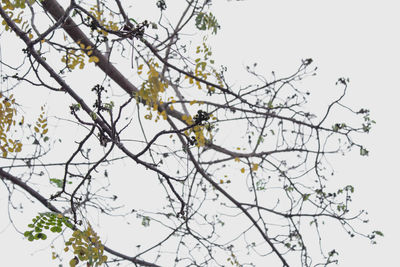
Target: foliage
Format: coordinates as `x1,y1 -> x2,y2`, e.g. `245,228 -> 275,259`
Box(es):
195,12 -> 220,34
0,93 -> 22,157
24,212 -> 107,267
64,225 -> 108,267
24,212 -> 73,241
0,1 -> 382,267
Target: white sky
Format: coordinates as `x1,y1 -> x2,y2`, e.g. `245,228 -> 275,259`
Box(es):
1,0 -> 399,266
209,1 -> 399,266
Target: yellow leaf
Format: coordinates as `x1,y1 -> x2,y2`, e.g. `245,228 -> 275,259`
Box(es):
251,163 -> 259,171
40,39 -> 45,43
69,257 -> 79,267
240,168 -> 245,173
219,179 -> 224,184
196,80 -> 201,89
34,126 -> 39,133
100,255 -> 108,263
28,33 -> 33,39
89,56 -> 99,63
42,128 -> 48,135
234,157 -> 240,162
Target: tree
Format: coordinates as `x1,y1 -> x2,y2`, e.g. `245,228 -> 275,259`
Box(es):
0,1 -> 381,266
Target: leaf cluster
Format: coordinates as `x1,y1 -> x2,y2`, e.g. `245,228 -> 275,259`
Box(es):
65,225 -> 108,267
24,212 -> 73,242
195,12 -> 220,34
0,93 -> 23,157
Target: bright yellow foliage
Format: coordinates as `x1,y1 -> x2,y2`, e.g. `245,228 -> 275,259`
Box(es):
251,163 -> 259,171
34,105 -> 49,139
1,0 -> 34,33
64,224 -> 108,267
184,41 -> 223,94
61,41 -> 100,70
0,93 -> 23,157
89,5 -> 119,36
135,61 -> 169,122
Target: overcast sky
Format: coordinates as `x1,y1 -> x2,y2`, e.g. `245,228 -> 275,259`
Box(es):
1,1 -> 399,266
210,1 -> 399,266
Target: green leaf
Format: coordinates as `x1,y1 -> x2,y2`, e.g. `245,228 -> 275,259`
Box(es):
373,230 -> 384,237
35,233 -> 46,240
345,185 -> 354,193
129,18 -> 138,24
90,112 -> 98,120
64,220 -> 74,229
360,147 -> 369,156
195,12 -> 220,34
256,136 -> 264,145
141,216 -> 150,227
24,231 -> 32,237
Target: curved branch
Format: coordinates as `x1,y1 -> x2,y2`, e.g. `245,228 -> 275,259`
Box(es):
0,168 -> 162,267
